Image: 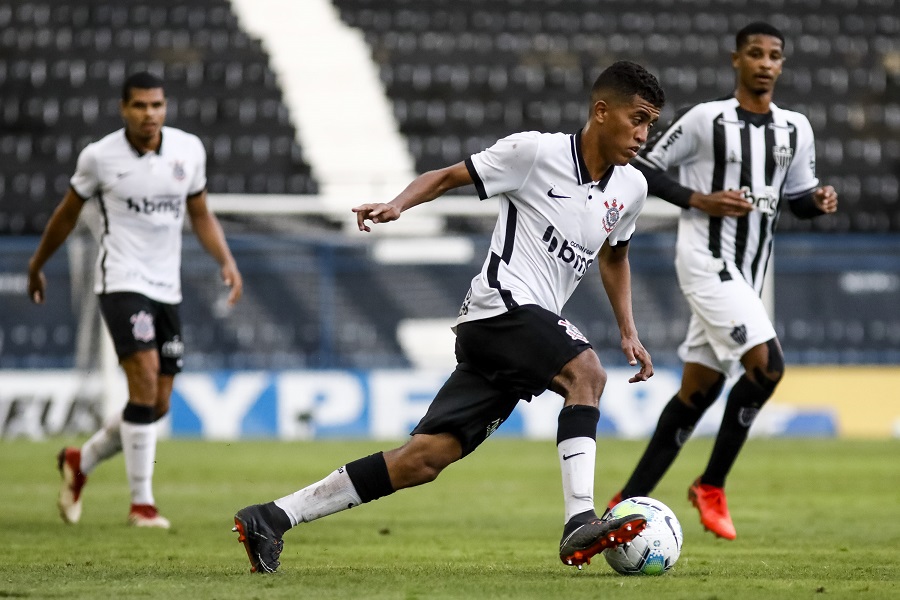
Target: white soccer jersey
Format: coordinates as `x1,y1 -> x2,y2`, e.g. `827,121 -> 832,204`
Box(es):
458,130 -> 648,325
636,96 -> 818,294
71,126 -> 207,304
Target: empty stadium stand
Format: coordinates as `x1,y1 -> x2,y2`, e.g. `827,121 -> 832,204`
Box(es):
0,0 -> 318,235
334,0 -> 900,230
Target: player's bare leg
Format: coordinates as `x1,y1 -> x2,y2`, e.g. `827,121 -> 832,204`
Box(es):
234,433 -> 462,573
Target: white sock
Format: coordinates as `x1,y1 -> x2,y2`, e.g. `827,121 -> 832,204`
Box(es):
80,411 -> 123,475
120,420 -> 157,506
558,436 -> 597,523
274,467 -> 362,527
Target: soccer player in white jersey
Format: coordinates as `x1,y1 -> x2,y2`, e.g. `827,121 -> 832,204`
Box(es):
28,72 -> 243,528
607,23 -> 838,540
232,61 -> 664,574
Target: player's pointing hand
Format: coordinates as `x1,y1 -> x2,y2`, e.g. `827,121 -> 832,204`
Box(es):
221,262 -> 243,306
352,203 -> 402,232
622,336 -> 654,383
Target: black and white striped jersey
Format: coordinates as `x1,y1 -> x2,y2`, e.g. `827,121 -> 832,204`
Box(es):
459,129 -> 648,324
635,96 -> 818,294
71,127 -> 207,303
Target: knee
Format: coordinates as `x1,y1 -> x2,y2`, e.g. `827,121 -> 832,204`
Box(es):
747,340 -> 785,394
576,353 -> 607,400
682,378 -> 725,412
154,398 -> 170,421
587,363 -> 607,398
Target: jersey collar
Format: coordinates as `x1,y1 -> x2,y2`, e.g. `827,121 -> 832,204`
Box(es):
735,106 -> 773,128
572,129 -> 615,190
123,129 -> 164,157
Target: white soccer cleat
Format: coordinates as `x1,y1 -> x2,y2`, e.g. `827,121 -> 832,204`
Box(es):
57,447 -> 87,524
128,504 -> 171,529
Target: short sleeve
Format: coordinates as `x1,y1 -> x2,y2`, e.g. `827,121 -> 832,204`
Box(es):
465,131 -> 540,200
783,116 -> 819,200
607,172 -> 647,246
188,135 -> 207,195
69,144 -> 100,200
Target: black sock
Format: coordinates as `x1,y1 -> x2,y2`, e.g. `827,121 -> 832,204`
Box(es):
122,402 -> 155,424
701,375 -> 768,488
260,502 -> 292,537
556,404 -> 600,444
621,396 -> 702,498
345,452 -> 395,503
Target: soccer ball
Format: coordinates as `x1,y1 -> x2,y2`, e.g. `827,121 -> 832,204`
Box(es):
603,496 -> 683,575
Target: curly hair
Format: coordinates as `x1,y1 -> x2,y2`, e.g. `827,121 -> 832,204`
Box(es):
590,61 -> 665,109
122,71 -> 165,102
735,22 -> 785,50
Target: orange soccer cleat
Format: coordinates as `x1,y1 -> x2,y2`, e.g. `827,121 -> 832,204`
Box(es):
688,478 -> 736,540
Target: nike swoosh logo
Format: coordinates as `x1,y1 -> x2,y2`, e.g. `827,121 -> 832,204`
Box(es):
547,188 -> 571,199
664,515 -> 682,550
562,452 -> 585,460
117,172 -> 129,179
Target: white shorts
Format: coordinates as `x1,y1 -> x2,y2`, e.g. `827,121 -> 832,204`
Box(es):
677,278 -> 776,376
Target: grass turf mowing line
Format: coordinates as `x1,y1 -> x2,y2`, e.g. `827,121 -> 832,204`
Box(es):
0,438 -> 897,599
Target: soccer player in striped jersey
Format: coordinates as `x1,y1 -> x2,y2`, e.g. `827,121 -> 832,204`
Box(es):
233,61 -> 664,574
608,22 -> 838,540
28,72 -> 243,528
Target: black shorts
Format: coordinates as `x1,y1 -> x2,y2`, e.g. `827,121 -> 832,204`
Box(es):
411,304 -> 592,456
98,292 -> 184,375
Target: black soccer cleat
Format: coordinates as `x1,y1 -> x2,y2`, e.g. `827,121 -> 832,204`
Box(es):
233,504 -> 286,574
559,510 -> 647,569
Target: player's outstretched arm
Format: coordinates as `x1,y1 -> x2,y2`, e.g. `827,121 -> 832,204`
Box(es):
597,241 -> 653,383
27,188 -> 86,304
352,162 -> 473,232
688,190 -> 753,217
187,190 -> 243,306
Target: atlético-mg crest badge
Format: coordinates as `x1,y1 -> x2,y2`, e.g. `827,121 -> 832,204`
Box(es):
772,145 -> 793,170
602,199 -> 624,233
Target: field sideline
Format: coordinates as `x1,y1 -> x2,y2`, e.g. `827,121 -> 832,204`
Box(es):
1,438 -> 897,599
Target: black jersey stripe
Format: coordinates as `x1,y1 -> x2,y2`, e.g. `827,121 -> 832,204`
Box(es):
709,113 -> 731,281
487,202 -> 519,310
733,117 -> 753,276
97,191 -> 111,294
464,157 -> 488,200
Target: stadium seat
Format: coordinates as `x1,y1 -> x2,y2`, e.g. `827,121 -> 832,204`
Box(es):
0,0 -> 318,234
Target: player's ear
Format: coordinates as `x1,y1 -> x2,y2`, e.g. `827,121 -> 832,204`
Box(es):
592,99 -> 608,124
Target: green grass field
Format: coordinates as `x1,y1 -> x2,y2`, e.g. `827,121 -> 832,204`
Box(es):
1,437 -> 898,599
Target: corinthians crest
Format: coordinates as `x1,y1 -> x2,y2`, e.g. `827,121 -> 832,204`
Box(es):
602,199 -> 624,233
172,160 -> 186,180
772,145 -> 793,170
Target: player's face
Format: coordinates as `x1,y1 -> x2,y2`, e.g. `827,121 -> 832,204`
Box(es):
120,87 -> 166,142
733,34 -> 784,95
597,95 -> 660,165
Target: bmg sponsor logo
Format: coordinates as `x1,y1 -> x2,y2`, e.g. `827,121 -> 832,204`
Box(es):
125,195 -> 182,218
740,186 -> 779,216
541,226 -> 595,280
